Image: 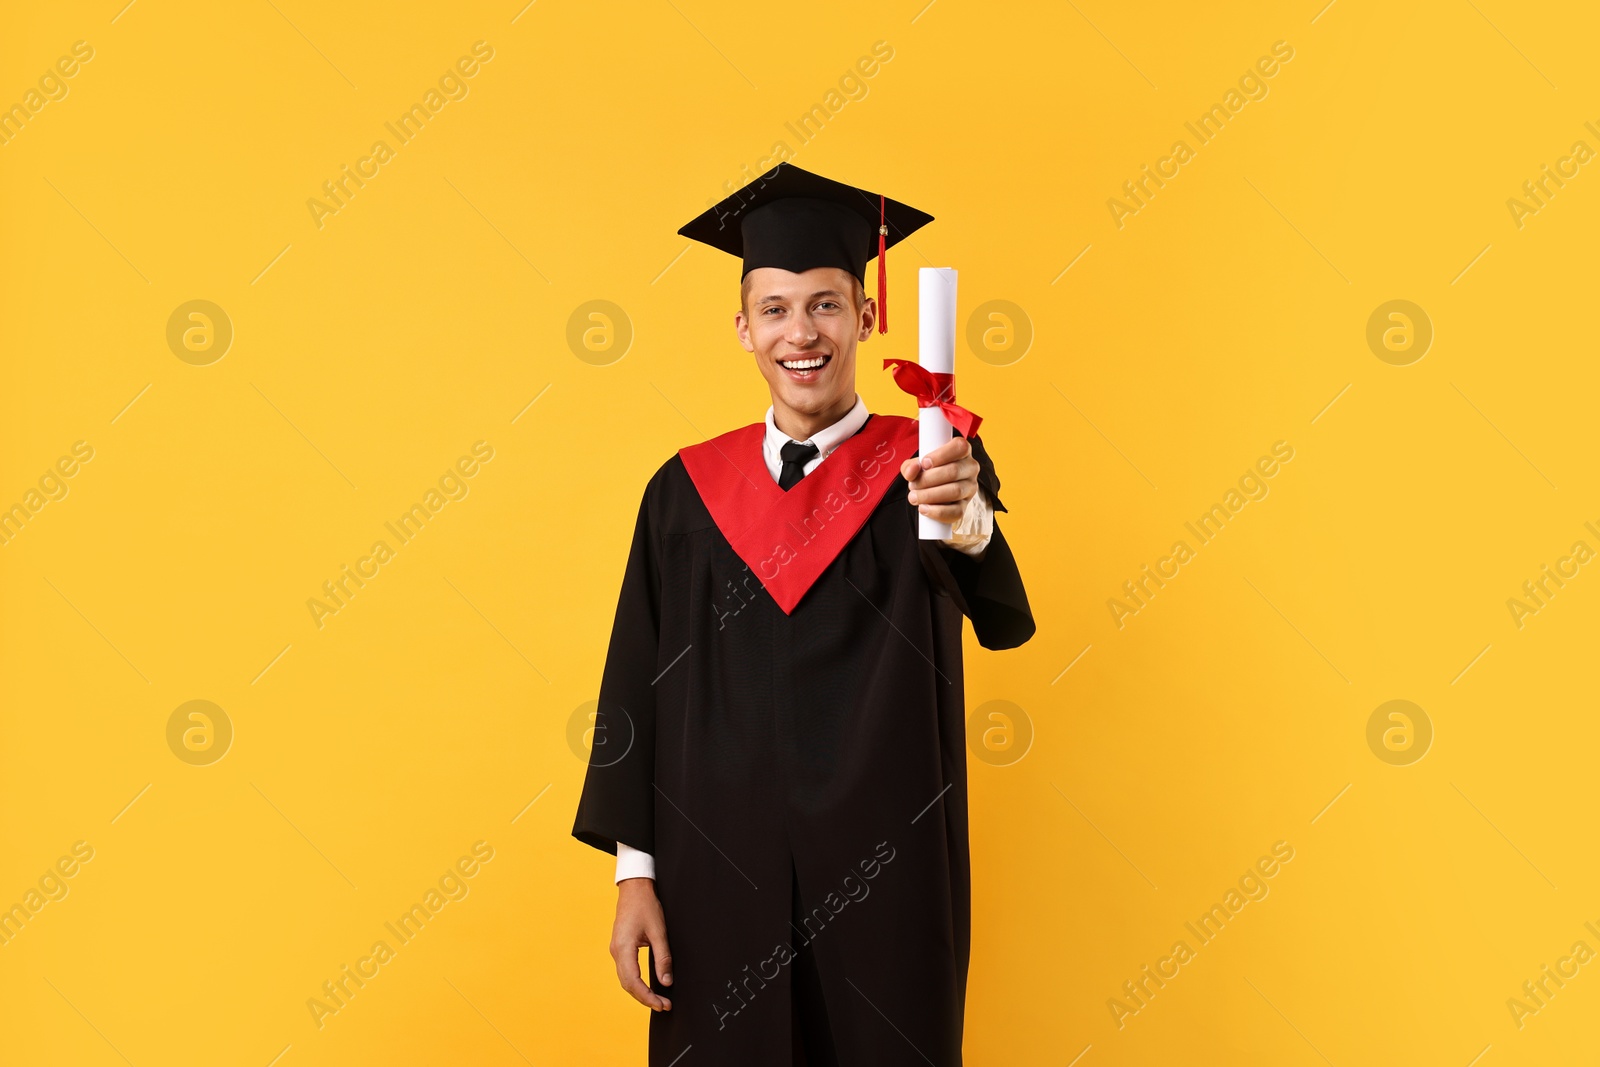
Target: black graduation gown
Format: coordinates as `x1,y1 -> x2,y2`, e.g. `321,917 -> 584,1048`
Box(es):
572,414 -> 1035,1065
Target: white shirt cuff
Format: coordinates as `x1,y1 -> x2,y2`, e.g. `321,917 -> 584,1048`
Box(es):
615,842 -> 656,883
949,484 -> 994,558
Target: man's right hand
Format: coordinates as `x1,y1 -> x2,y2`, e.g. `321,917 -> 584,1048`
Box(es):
611,877 -> 672,1011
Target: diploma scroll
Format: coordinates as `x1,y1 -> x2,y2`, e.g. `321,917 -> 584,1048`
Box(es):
918,267 -> 958,541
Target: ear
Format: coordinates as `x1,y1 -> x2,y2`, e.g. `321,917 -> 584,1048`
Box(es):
857,297 -> 877,342
735,309 -> 756,353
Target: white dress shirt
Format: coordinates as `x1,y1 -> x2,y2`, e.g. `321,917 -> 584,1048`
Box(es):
615,395 -> 995,883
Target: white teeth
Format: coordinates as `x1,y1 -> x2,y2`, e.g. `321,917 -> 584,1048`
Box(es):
781,356 -> 827,370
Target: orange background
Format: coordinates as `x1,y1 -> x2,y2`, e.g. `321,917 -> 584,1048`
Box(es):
3,1 -> 1598,1064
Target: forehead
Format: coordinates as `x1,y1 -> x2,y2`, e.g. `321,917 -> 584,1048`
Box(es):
743,265 -> 856,301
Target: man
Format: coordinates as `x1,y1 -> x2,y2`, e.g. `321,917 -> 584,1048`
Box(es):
573,162 -> 1035,1064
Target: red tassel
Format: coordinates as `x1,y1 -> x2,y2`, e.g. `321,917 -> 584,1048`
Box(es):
877,193 -> 888,334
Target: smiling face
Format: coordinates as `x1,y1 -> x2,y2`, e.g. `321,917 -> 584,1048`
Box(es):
736,265 -> 874,441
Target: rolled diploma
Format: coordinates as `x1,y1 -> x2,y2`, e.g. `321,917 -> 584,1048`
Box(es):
918,267 -> 958,540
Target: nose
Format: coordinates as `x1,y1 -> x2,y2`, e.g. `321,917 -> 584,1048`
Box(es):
784,310 -> 818,348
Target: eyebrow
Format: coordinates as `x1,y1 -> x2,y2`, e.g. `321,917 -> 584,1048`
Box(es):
755,289 -> 848,305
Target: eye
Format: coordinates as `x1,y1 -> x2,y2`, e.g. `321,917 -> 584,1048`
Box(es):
815,301 -> 840,311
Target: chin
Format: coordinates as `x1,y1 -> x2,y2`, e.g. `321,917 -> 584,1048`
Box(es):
780,392 -> 826,413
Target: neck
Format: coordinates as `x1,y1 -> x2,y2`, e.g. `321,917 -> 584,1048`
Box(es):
773,392 -> 857,442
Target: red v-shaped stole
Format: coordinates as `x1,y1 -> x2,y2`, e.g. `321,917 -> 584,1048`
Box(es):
679,414 -> 919,614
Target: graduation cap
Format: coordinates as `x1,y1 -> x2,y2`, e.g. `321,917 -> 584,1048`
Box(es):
677,162 -> 933,333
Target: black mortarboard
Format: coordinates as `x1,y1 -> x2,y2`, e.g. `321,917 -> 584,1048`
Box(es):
677,162 -> 934,333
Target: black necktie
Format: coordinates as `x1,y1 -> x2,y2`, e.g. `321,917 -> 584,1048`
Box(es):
779,440 -> 820,491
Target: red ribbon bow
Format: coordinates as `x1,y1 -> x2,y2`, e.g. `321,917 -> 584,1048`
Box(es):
882,359 -> 983,438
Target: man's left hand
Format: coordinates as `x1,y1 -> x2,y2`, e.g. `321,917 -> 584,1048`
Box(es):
900,437 -> 980,525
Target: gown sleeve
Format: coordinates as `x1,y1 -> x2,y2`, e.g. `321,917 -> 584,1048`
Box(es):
571,474 -> 663,857
918,433 -> 1037,651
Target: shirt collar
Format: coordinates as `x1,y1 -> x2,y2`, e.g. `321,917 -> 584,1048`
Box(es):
763,394 -> 869,464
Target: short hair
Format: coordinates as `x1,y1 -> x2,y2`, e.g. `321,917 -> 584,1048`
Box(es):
742,274 -> 867,316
